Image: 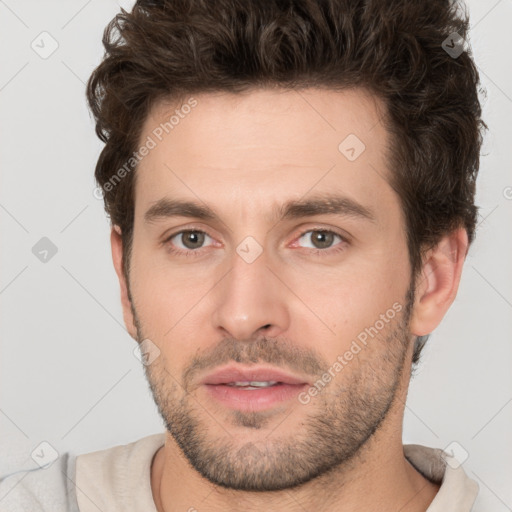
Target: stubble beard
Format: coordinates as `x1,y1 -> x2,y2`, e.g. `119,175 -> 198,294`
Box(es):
132,290 -> 413,492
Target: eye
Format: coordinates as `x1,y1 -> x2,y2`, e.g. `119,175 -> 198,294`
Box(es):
295,229 -> 347,254
163,227 -> 348,258
165,230 -> 214,255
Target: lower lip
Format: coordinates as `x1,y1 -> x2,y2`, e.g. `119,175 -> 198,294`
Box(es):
203,383 -> 309,412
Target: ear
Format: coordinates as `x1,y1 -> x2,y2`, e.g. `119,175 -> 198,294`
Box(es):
111,226 -> 138,340
409,227 -> 469,336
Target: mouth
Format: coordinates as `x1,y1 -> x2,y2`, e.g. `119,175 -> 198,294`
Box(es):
200,365 -> 311,412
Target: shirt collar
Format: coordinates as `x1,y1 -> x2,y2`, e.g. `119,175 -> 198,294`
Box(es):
404,444 -> 479,511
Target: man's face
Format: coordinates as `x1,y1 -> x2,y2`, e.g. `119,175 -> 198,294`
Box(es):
124,88 -> 415,490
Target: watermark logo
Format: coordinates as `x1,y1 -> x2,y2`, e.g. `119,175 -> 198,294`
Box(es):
442,441 -> 469,469
31,441 -> 59,469
32,237 -> 58,263
338,133 -> 366,161
236,236 -> 263,264
442,32 -> 466,59
31,31 -> 59,59
133,338 -> 161,366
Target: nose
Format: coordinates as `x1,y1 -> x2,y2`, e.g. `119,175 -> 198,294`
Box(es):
211,244 -> 290,342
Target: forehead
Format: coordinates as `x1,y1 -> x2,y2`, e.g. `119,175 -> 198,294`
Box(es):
133,87 -> 398,226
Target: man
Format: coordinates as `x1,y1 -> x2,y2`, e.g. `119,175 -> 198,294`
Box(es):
0,0 -> 486,510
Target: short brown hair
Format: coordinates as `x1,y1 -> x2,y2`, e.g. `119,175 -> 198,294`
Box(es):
86,0 -> 487,363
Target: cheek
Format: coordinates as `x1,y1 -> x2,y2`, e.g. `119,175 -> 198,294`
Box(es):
129,246 -> 183,333
129,242 -> 226,354
281,250 -> 408,337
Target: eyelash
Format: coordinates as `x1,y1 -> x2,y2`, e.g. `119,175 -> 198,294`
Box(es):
163,227 -> 348,258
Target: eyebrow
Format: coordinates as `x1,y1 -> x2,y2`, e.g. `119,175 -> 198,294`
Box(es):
143,193 -> 376,225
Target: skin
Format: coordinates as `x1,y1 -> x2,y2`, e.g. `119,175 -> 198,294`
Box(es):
111,87 -> 468,511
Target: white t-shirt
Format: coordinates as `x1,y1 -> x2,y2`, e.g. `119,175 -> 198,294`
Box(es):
0,433 -> 482,511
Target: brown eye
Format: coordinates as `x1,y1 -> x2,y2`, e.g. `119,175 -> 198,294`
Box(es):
168,230 -> 211,251
298,230 -> 341,250
179,231 -> 204,249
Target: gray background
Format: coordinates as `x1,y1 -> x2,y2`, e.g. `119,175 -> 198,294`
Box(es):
1,0 -> 511,509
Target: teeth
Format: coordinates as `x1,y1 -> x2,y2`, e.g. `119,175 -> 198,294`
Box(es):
227,381 -> 278,388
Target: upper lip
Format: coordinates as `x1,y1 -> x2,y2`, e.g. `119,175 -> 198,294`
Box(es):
200,365 -> 311,385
